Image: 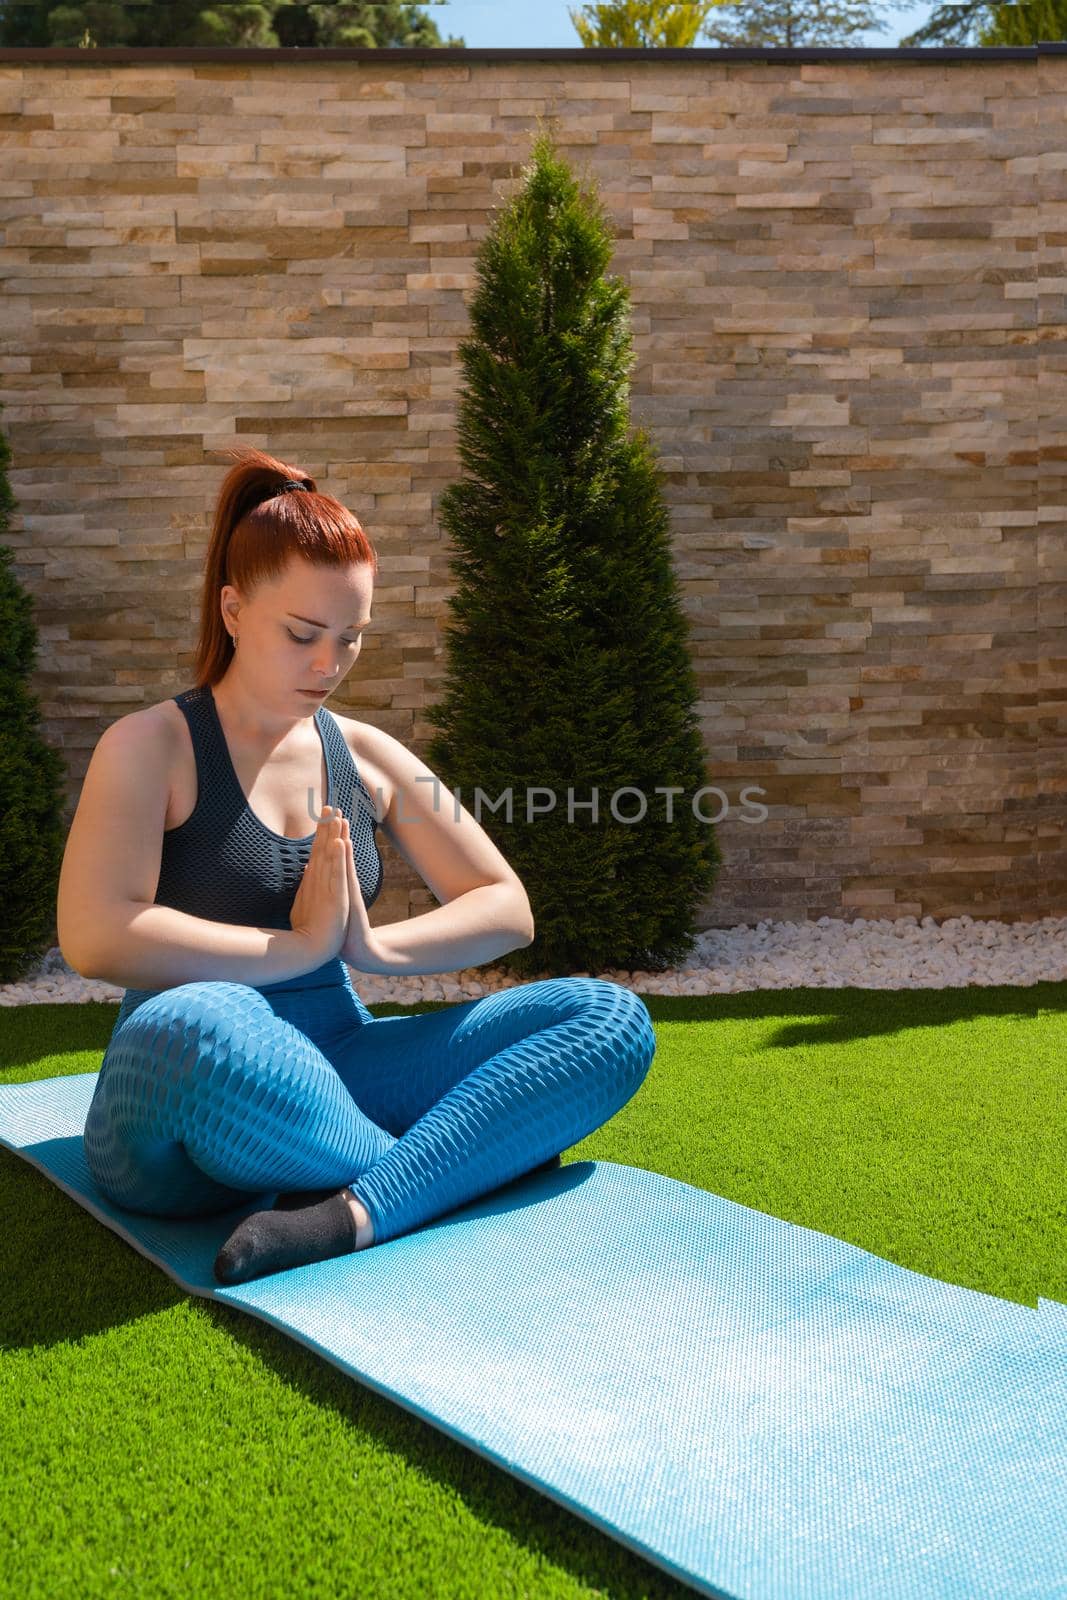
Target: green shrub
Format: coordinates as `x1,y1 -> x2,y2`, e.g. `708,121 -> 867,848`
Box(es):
0,410 -> 68,981
425,128 -> 720,977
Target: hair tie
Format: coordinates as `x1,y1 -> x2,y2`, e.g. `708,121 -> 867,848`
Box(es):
278,479 -> 311,494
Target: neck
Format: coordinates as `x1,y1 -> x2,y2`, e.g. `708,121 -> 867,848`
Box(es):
210,672 -> 316,750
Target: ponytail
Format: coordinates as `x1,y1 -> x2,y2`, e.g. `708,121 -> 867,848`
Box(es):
192,446 -> 377,688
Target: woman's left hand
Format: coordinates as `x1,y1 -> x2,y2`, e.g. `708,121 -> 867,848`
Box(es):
339,817 -> 388,972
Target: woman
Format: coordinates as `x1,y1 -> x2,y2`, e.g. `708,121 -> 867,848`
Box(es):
58,448 -> 657,1286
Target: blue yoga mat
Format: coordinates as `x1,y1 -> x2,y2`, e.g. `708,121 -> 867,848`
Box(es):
2,1071 -> 1065,1600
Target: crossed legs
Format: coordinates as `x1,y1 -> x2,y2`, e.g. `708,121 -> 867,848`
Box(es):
83,975 -> 657,1277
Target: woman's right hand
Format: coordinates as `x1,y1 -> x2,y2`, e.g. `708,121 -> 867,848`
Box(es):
289,805 -> 351,964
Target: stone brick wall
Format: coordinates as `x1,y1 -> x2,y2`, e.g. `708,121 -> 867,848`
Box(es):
1,46 -> 1063,930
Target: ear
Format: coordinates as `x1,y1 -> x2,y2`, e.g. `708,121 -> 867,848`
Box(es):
219,582 -> 242,632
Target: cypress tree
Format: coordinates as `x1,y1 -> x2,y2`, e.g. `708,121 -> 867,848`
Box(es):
0,406 -> 68,982
425,128 -> 720,978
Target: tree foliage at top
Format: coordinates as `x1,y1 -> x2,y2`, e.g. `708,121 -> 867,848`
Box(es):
688,0 -> 1066,48
0,0 -> 466,49
898,1 -> 1067,45
4,0 -> 1061,52
694,0 -> 933,48
568,0 -> 1067,49
568,1 -> 728,47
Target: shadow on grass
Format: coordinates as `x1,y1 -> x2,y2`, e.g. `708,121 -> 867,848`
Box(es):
1,1138 -> 181,1343
643,980 -> 1067,1044
3,981 -> 1065,1083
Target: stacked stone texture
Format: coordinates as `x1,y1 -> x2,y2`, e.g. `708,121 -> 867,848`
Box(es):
0,51 -> 1063,928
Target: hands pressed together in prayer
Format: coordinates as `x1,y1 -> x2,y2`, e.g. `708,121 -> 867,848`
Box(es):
288,804 -> 382,971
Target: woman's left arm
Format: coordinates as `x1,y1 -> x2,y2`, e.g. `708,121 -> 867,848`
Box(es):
339,729 -> 535,977
342,866 -> 533,976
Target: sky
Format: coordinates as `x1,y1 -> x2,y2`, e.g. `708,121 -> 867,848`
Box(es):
427,1 -> 935,49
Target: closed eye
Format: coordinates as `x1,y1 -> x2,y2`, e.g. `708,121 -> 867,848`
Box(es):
287,628 -> 360,647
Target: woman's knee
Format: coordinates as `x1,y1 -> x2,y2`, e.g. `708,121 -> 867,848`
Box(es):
607,981 -> 657,1081
555,976 -> 657,1086
570,975 -> 654,1026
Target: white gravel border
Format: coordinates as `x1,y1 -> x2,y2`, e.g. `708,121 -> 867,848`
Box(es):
1,915 -> 1064,1006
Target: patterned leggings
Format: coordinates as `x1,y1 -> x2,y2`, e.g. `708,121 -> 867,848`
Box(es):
82,965 -> 657,1247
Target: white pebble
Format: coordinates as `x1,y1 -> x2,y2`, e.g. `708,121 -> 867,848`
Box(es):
3,918 -> 1065,1007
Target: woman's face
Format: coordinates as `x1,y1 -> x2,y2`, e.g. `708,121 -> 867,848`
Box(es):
220,554 -> 374,711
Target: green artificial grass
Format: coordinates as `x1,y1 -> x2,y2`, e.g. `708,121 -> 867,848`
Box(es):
2,983 -> 1065,1600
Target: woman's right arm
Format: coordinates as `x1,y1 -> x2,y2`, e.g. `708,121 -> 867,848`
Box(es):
56,714 -> 324,990
74,903 -> 323,991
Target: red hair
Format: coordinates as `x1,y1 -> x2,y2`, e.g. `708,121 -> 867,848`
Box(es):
192,446 -> 378,688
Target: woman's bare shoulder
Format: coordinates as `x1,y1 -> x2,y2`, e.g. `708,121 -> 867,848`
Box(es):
77,702 -> 180,826
109,698 -> 184,757
103,699 -> 180,751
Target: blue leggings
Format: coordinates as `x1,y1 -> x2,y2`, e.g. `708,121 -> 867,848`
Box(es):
83,965 -> 657,1247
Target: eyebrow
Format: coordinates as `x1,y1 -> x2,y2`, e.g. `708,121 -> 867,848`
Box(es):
287,612 -> 373,630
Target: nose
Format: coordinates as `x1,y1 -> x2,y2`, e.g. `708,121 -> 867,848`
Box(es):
310,647 -> 339,680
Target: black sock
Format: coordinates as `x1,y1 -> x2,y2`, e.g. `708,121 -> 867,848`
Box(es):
220,1158 -> 560,1284
273,1185 -> 347,1210
213,1188 -> 358,1286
